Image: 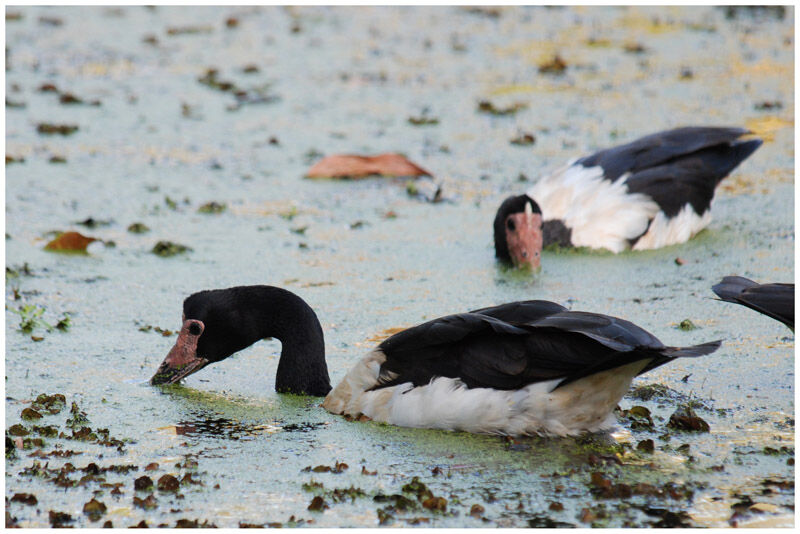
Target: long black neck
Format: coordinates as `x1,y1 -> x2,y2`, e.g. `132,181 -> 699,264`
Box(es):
269,289 -> 331,396
185,285 -> 332,396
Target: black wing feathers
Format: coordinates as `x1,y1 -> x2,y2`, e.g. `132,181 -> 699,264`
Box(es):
530,312 -> 664,351
623,139 -> 762,217
575,126 -> 761,218
577,127 -> 753,182
713,276 -> 794,328
470,300 -> 567,323
374,300 -> 719,392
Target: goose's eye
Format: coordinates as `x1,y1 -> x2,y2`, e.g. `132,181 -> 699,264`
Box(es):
506,218 -> 516,231
189,323 -> 202,336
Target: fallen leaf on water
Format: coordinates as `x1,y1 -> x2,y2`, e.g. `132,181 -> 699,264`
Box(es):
44,231 -> 98,252
306,153 -> 431,179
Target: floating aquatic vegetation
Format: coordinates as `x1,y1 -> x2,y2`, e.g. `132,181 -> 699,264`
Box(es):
302,461 -> 348,474
83,498 -> 107,521
36,123 -> 79,136
408,113 -> 439,126
510,132 -> 536,146
538,55 -> 568,74
157,474 -> 180,492
152,241 -> 192,257
198,201 -> 226,214
127,222 -> 150,233
307,495 -> 328,511
20,408 -> 42,421
477,100 -> 527,116
133,494 -> 158,510
667,405 -> 710,432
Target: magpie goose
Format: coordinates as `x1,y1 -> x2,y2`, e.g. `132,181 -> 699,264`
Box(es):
495,127 -> 762,268
151,285 -> 721,436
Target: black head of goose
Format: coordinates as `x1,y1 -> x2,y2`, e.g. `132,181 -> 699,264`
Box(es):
150,286 -> 332,396
712,276 -> 794,330
151,285 -> 722,437
495,126 -> 763,269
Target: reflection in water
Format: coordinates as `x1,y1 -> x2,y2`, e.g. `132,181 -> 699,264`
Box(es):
173,415 -> 326,440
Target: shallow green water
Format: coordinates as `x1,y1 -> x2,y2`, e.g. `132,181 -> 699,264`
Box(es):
5,5 -> 794,528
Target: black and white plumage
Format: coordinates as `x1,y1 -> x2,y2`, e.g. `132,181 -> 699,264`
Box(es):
712,276 -> 794,330
325,299 -> 720,436
150,286 -> 722,437
494,127 -> 763,268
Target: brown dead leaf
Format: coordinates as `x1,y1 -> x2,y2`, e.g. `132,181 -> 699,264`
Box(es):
306,153 -> 431,179
44,231 -> 98,252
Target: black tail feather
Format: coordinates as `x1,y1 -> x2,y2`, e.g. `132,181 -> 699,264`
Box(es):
636,340 -> 723,376
712,276 -> 794,329
662,340 -> 723,358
